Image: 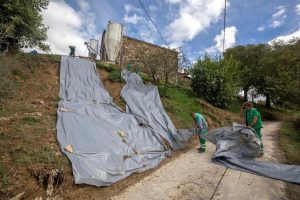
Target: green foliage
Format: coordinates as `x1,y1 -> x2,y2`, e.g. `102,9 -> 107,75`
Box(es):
108,70 -> 122,82
225,40 -> 300,109
0,0 -> 50,52
22,116 -> 37,125
140,72 -> 152,82
191,55 -> 238,108
95,60 -> 107,69
11,146 -> 56,165
279,119 -> 300,165
2,174 -> 9,189
11,68 -> 29,80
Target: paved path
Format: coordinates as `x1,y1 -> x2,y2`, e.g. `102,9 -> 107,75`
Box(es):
111,122 -> 288,200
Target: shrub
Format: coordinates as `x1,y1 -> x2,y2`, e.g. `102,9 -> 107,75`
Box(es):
191,55 -> 237,108
108,70 -> 122,82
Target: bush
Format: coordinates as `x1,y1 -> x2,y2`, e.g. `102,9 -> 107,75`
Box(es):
108,70 -> 122,82
191,55 -> 237,108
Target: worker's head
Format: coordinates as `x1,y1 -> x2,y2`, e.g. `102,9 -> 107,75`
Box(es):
242,102 -> 253,110
190,112 -> 196,119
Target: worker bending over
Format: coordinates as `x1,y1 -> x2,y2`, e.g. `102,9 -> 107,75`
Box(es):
240,102 -> 264,156
191,112 -> 208,153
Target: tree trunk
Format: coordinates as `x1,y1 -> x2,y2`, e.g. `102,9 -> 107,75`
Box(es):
243,88 -> 248,102
265,93 -> 271,108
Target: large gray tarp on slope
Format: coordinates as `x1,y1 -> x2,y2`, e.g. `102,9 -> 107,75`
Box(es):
204,123 -> 300,184
121,70 -> 194,150
56,57 -> 169,186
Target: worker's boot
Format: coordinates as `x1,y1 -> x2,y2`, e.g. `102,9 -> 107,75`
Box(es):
198,144 -> 206,153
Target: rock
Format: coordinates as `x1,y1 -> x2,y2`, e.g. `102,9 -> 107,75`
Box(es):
59,108 -> 68,112
39,100 -> 45,105
118,130 -> 126,138
9,192 -> 25,200
35,112 -> 42,117
0,117 -> 10,121
64,145 -> 73,153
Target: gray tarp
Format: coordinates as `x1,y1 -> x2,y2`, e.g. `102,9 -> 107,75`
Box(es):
204,123 -> 300,184
56,57 -> 170,186
121,70 -> 194,150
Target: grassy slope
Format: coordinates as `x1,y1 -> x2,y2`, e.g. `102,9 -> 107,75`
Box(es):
279,119 -> 300,165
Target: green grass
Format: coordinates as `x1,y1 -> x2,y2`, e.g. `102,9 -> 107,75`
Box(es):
10,146 -> 56,165
108,70 -> 122,82
22,116 -> 37,125
279,119 -> 300,165
11,68 -> 29,80
227,98 -> 299,121
160,86 -> 203,128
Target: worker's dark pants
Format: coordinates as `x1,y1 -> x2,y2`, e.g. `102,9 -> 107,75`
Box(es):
197,129 -> 208,150
255,128 -> 264,153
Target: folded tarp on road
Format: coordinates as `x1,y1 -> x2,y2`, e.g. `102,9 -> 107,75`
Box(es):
204,123 -> 300,184
56,57 -> 169,186
121,70 -> 194,150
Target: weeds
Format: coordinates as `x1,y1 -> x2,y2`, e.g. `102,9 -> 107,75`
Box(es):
0,55 -> 18,102
108,70 -> 122,82
11,68 -> 29,80
279,119 -> 300,165
22,116 -> 37,125
2,174 -> 9,189
11,146 -> 56,165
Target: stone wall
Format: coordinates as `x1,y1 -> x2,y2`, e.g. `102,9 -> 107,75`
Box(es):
120,36 -> 178,84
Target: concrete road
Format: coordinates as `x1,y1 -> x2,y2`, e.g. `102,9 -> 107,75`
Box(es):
111,122 -> 289,200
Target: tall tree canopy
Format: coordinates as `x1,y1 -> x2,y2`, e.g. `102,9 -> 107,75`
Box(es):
0,0 -> 50,52
225,39 -> 300,109
191,55 -> 238,108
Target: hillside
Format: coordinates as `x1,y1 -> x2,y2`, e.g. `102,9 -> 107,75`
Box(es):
0,54 -> 244,199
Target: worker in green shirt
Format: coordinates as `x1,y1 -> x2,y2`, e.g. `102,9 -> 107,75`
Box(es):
240,102 -> 264,156
191,112 -> 208,153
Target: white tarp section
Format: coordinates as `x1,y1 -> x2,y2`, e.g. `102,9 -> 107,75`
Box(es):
56,57 -> 169,186
204,123 -> 300,184
121,70 -> 194,150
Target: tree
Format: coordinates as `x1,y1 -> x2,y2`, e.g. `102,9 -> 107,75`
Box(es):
136,47 -> 179,95
191,54 -> 238,108
136,50 -> 161,85
224,44 -> 267,102
0,0 -> 50,52
257,40 -> 300,109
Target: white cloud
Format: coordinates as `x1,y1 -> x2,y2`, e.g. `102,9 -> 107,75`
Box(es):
268,29 -> 300,44
257,25 -> 265,32
25,1 -> 99,56
122,4 -> 158,44
165,0 -> 181,4
124,14 -> 144,24
166,0 -> 226,46
269,5 -> 286,29
296,4 -> 300,15
205,26 -> 238,54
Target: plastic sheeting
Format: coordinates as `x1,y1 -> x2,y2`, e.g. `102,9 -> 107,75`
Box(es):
204,123 -> 300,184
56,57 -> 170,186
121,70 -> 194,150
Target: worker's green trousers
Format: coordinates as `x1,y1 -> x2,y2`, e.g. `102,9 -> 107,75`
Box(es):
198,129 -> 208,151
254,128 -> 264,153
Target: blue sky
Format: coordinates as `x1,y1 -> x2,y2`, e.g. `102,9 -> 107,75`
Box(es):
38,0 -> 300,61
